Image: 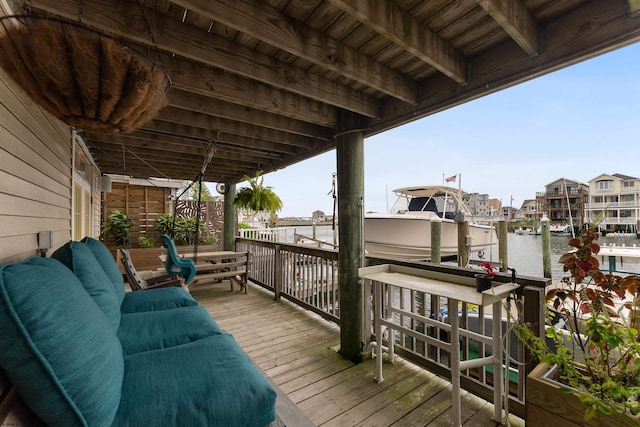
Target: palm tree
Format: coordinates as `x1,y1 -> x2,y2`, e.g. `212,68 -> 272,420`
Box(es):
233,171 -> 283,217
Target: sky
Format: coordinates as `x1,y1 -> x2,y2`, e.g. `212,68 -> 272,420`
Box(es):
211,41 -> 640,218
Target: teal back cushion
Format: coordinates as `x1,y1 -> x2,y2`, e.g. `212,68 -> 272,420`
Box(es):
0,257 -> 124,427
52,241 -> 121,331
82,237 -> 126,304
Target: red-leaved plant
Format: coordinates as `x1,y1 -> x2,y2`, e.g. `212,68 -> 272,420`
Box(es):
515,223 -> 640,421
478,261 -> 497,279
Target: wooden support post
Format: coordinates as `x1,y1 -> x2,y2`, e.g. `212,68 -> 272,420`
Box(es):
498,220 -> 509,272
457,221 -> 469,267
336,110 -> 365,364
541,215 -> 551,278
223,184 -> 236,251
631,0 -> 640,16
274,244 -> 282,301
430,217 -> 441,264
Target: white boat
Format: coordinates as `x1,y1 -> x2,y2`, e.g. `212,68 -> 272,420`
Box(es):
549,224 -> 571,234
364,186 -> 497,261
598,244 -> 640,270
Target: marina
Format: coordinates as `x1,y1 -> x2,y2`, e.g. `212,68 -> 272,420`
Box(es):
247,224 -> 640,281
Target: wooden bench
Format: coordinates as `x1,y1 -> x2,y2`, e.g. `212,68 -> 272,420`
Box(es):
190,251 -> 250,293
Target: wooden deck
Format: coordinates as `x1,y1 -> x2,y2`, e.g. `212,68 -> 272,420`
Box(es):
189,280 -> 525,427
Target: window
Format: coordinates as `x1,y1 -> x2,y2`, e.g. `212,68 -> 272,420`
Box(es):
624,181 -> 635,188
592,196 -> 603,203
596,180 -> 613,190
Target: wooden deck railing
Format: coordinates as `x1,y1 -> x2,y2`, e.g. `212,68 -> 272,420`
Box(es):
235,237 -> 550,418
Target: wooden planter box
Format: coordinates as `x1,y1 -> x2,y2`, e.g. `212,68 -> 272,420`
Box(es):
527,362 -> 637,426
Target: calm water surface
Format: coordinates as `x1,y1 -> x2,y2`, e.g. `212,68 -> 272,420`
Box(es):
282,225 -> 640,282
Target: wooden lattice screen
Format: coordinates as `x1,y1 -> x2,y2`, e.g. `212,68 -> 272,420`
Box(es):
175,199 -> 224,243
101,183 -> 225,250
101,182 -> 172,249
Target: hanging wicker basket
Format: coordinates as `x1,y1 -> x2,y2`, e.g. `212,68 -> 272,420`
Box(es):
0,14 -> 171,134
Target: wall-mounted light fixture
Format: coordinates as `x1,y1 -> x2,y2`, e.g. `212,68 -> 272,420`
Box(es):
38,231 -> 53,257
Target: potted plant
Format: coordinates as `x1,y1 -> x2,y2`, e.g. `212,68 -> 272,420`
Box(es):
103,209 -> 133,248
474,261 -> 496,292
233,170 -> 283,221
515,223 -> 640,425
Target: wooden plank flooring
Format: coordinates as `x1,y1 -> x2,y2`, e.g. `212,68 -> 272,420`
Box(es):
190,280 -> 524,427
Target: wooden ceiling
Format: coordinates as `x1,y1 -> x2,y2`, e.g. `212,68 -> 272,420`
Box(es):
18,0 -> 640,185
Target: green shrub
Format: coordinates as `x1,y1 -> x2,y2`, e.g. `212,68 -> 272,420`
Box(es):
103,210 -> 133,247
138,235 -> 156,248
155,214 -> 176,236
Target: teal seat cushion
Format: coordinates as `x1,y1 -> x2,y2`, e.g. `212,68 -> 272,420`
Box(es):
82,237 -> 126,304
52,241 -> 121,332
120,286 -> 198,313
114,334 -> 276,427
118,306 -> 223,355
0,257 -> 124,427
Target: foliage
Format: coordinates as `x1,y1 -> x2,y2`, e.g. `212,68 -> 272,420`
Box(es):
155,214 -> 176,237
155,214 -> 216,246
515,223 -> 640,421
181,180 -> 215,201
478,261 -> 497,279
138,235 -> 155,248
173,217 -> 205,246
200,234 -> 218,245
238,221 -> 251,230
103,210 -> 133,247
233,171 -> 283,215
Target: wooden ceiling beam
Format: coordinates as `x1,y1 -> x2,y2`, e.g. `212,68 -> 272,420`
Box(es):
370,0 -> 640,135
475,0 -> 539,56
29,0 -> 382,117
146,51 -> 339,126
85,133 -> 282,163
138,121 -> 302,156
93,157 -> 245,181
327,0 -> 467,84
155,108 -> 323,149
168,88 -> 333,139
92,145 -> 264,170
171,0 -> 418,103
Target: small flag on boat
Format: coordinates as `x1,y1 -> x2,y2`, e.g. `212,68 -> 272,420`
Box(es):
445,174 -> 457,183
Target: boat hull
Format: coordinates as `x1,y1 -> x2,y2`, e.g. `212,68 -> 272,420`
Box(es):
364,215 -> 497,261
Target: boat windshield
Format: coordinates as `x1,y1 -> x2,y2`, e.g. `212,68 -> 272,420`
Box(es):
390,195 -> 458,219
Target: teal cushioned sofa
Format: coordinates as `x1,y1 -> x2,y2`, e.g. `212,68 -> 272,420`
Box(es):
0,240 -> 276,427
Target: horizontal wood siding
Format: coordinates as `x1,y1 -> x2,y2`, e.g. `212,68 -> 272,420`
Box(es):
0,67 -> 72,264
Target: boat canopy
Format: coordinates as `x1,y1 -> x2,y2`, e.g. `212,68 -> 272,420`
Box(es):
392,186 -> 470,198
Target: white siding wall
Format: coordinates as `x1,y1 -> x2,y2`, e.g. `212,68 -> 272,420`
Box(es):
0,67 -> 74,263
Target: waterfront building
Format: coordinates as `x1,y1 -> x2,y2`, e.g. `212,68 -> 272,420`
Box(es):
536,178 -> 588,228
488,199 -> 502,218
501,206 -> 517,221
585,173 -> 640,234
462,193 -> 490,217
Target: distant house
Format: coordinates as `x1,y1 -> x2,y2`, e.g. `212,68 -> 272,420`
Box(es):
536,178 -> 588,227
312,210 -> 326,222
585,173 -> 640,234
518,199 -> 538,221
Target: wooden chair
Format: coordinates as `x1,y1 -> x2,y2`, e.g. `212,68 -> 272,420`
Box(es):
120,248 -> 183,291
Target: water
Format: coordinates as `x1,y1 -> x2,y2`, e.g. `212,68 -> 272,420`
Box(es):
278,225 -> 640,282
